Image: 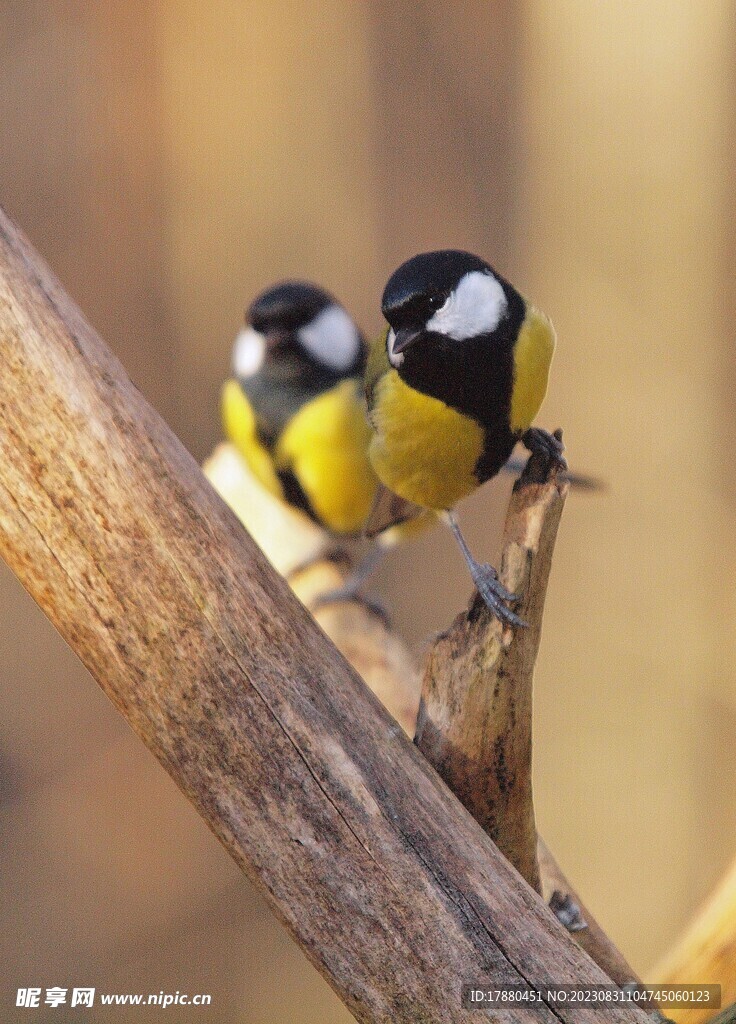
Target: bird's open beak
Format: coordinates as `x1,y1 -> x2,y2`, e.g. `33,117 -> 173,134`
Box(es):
392,327 -> 422,354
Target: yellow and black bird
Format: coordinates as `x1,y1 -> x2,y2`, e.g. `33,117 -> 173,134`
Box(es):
221,280 -> 380,539
365,249 -> 566,626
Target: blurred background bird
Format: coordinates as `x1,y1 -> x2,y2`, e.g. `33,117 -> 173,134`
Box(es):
221,280 -> 375,537
221,280 -> 433,601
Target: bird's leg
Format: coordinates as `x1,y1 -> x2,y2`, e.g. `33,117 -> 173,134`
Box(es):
312,544 -> 387,617
522,427 -> 568,472
444,511 -> 527,628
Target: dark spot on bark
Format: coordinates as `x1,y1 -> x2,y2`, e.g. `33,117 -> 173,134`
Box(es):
493,737 -> 512,795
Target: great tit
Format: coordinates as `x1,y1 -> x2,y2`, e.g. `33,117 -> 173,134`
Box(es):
221,281 -> 379,538
365,249 -> 566,627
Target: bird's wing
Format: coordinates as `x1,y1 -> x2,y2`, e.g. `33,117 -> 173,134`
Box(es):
363,482 -> 426,538
509,306 -> 556,432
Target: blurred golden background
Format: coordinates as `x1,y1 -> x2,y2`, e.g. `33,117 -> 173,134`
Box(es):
1,2 -> 735,1021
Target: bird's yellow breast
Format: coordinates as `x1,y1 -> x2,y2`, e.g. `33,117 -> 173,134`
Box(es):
369,370 -> 485,511
222,377 -> 378,535
275,379 -> 378,534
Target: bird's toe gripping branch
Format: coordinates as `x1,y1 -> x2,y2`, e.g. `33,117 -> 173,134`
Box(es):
549,890 -> 588,933
522,426 -> 568,475
467,559 -> 528,629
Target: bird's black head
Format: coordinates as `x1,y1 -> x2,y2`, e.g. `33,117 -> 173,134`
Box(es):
379,250 -> 527,428
232,280 -> 366,441
381,250 -> 524,371
382,250 -> 491,328
247,281 -> 332,336
233,280 -> 365,383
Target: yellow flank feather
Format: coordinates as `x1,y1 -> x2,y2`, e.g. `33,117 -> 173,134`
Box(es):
369,370 -> 485,511
510,306 -> 556,433
275,379 -> 378,534
220,379 -> 284,498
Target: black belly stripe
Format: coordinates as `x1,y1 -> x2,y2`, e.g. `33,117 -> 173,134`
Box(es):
277,468 -> 320,524
276,468 -> 364,538
396,286 -> 526,485
474,427 -> 517,484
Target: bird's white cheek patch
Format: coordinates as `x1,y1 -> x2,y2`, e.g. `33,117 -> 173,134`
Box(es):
298,304 -> 360,372
233,327 -> 267,378
387,328 -> 404,368
426,270 -> 508,341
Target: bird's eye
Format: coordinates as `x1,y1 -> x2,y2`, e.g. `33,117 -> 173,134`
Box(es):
428,293 -> 446,311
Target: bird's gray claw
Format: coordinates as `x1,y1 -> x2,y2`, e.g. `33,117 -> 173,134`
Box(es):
549,890 -> 588,932
470,563 -> 527,628
474,564 -> 517,602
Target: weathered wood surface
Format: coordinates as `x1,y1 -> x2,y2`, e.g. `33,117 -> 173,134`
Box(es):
0,206 -> 650,1023
207,442 -> 639,990
204,442 -> 420,735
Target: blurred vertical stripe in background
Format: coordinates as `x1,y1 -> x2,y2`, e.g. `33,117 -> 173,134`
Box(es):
0,3 -> 734,1020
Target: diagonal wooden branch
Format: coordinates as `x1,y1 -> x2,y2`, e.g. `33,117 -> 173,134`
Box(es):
705,1003 -> 736,1024
203,442 -> 420,735
415,454 -> 640,987
0,207 -> 651,1023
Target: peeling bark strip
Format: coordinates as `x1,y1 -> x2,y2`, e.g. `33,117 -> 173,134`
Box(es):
0,207 -> 649,1024
416,455 -> 568,894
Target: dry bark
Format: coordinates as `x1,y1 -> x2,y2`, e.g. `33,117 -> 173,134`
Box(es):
0,207 -> 653,1023
206,445 -> 640,988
